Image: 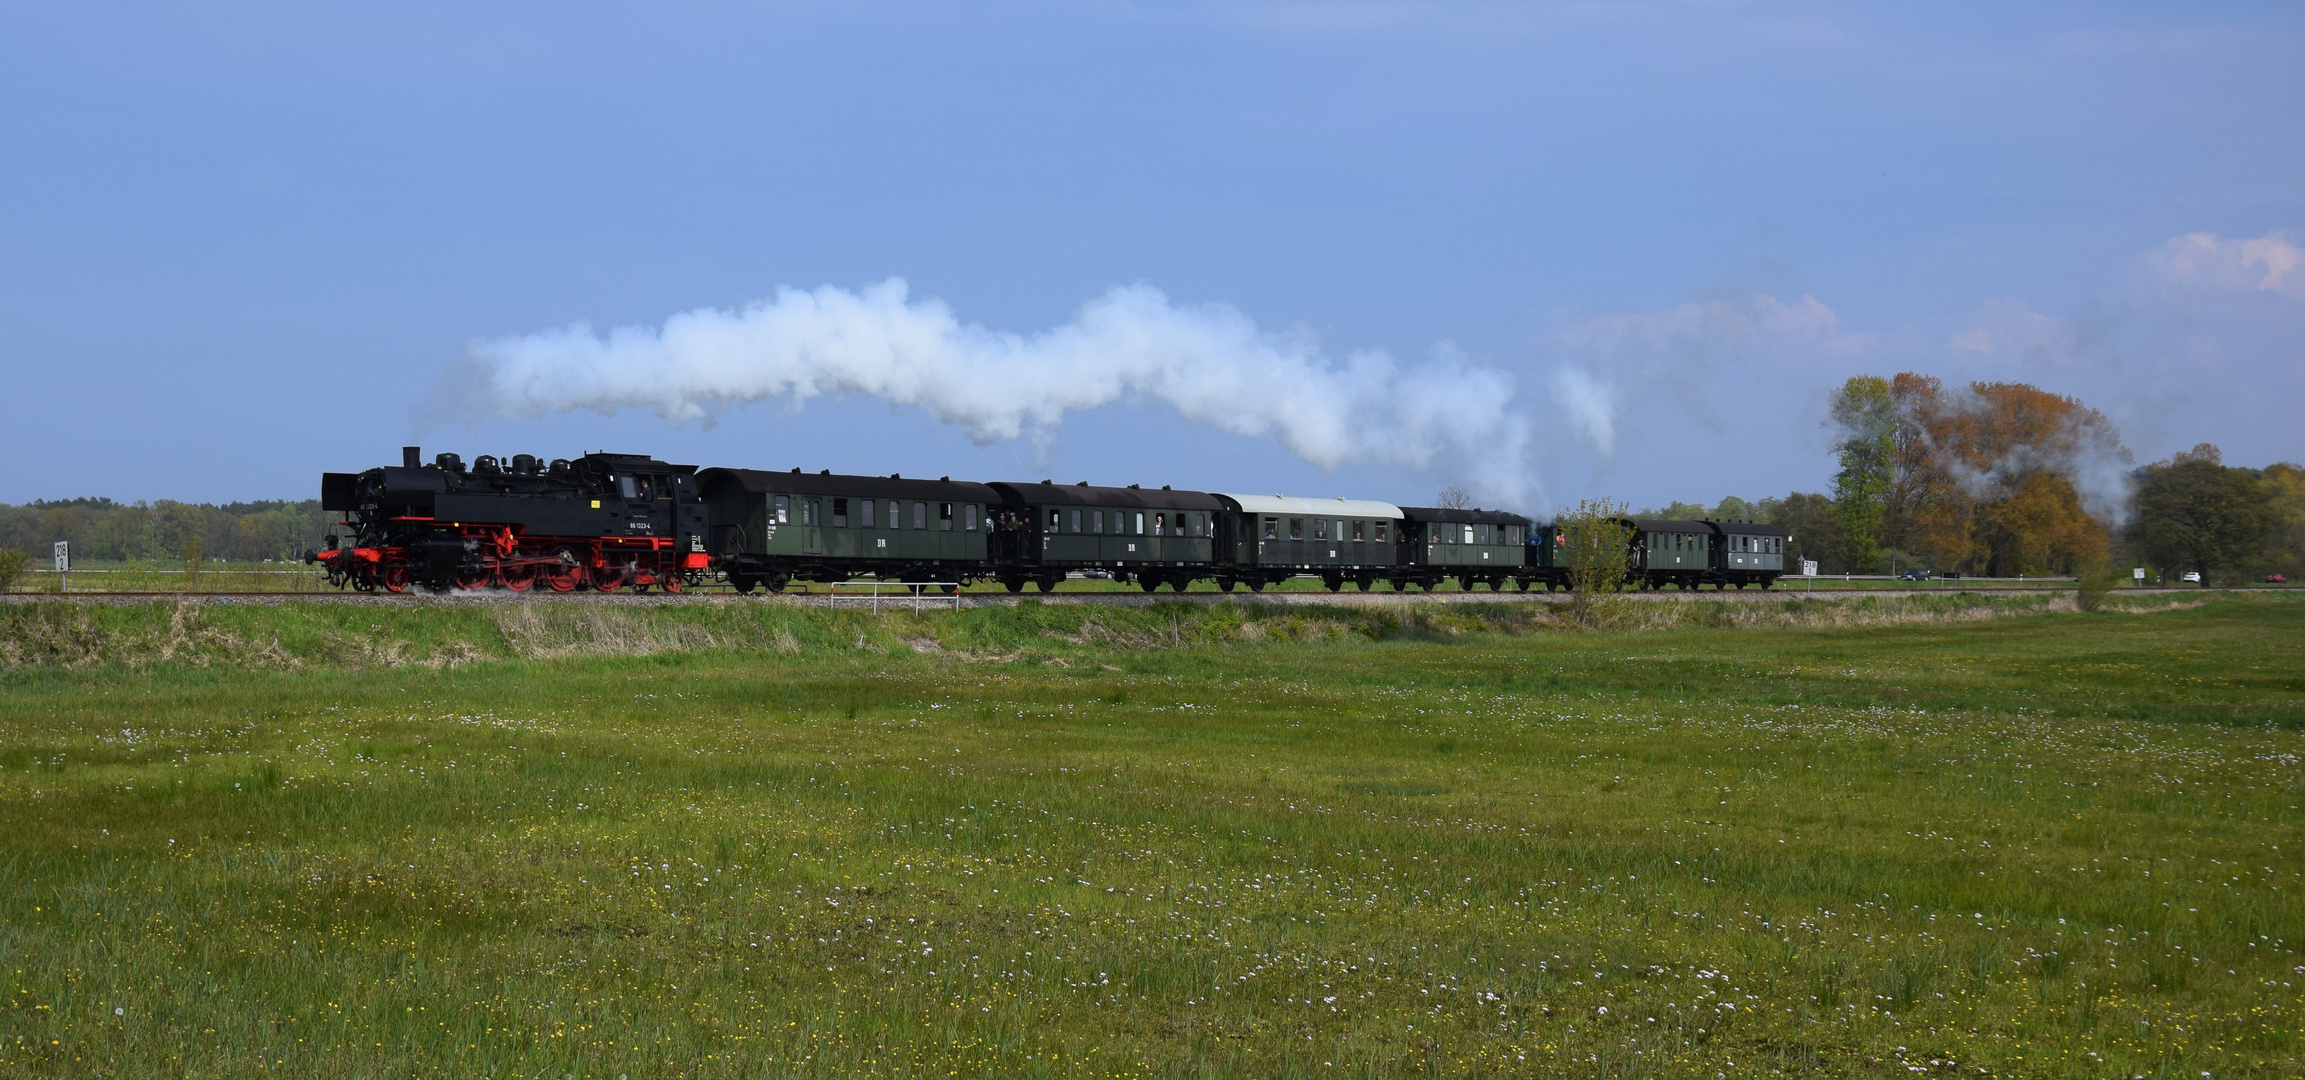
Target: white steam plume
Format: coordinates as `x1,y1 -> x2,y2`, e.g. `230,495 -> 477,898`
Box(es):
431,279 -> 1541,506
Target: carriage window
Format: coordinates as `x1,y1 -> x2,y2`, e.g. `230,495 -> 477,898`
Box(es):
887,501 -> 901,529
802,499 -> 819,526
1093,510 -> 1104,534
912,502 -> 926,529
1463,524 -> 1476,544
1134,513 -> 1145,535
1352,520 -> 1365,541
773,495 -> 790,524
1288,518 -> 1303,540
1314,518 -> 1327,540
1375,520 -> 1389,543
939,503 -> 954,531
1476,524 -> 1490,545
1155,512 -> 1168,535
1046,508 -> 1059,533
1264,518 -> 1279,540
1070,509 -> 1082,533
1334,520 -> 1344,542
965,504 -> 979,531
832,498 -> 848,527
860,499 -> 875,528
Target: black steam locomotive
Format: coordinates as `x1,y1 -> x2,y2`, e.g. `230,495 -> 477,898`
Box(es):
312,448 -> 710,592
311,446 -> 1787,593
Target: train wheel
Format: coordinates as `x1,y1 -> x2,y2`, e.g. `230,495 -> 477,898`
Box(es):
1247,579 -> 1264,592
1036,576 -> 1057,593
454,564 -> 493,592
1003,578 -> 1024,594
500,563 -> 536,592
543,563 -> 583,593
594,565 -> 625,592
380,566 -> 410,593
729,573 -> 757,595
1217,579 -> 1236,593
1357,576 -> 1372,591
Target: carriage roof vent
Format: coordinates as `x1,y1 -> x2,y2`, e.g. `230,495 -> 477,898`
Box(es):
791,467 -> 801,474
1162,484 -> 1172,490
1041,479 -> 1053,484
940,475 -> 949,481
891,473 -> 901,479
1077,481 -> 1088,486
821,469 -> 831,475
1128,483 -> 1141,489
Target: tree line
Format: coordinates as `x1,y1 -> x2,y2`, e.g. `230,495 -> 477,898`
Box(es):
1640,373 -> 2303,583
0,497 -> 332,567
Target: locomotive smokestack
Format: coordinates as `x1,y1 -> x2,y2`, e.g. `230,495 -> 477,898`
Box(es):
403,446 -> 421,468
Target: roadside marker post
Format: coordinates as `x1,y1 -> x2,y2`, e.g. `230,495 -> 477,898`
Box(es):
53,541 -> 68,593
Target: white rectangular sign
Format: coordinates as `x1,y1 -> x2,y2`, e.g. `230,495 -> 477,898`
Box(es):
1801,559 -> 1818,577
2133,567 -> 2146,581
53,541 -> 69,572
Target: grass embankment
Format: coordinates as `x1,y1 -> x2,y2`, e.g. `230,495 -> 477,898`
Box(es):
0,593 -> 2300,1078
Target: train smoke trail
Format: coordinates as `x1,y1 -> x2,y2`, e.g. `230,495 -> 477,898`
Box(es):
429,279 -> 1541,505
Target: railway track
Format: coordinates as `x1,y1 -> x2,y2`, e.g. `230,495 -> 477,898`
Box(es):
0,586 -> 2241,607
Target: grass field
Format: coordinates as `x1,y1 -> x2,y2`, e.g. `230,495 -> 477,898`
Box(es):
1,592 -> 2300,1078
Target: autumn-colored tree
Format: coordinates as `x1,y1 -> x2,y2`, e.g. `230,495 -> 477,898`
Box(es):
1879,374 -> 2126,576
2263,462 -> 2305,577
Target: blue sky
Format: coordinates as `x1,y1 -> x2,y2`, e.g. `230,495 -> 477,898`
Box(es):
3,2 -> 2300,512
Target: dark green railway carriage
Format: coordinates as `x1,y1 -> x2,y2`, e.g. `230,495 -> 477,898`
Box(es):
1397,506 -> 1530,591
1707,519 -> 1787,589
987,481 -> 1223,593
1521,521 -> 1571,590
1212,494 -> 1405,591
697,468 -> 999,592
1626,518 -> 1713,589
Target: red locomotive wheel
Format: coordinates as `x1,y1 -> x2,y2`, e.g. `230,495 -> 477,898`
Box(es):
501,564 -> 536,592
593,565 -> 625,592
455,565 -> 493,591
543,562 -> 583,593
380,566 -> 410,593
660,574 -> 683,594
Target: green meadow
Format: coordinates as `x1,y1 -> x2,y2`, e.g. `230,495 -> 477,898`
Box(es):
1,592 -> 2300,1078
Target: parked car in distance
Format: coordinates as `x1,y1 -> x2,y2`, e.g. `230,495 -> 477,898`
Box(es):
1898,569 -> 1930,581
2268,574 -> 2290,584
2182,571 -> 2203,584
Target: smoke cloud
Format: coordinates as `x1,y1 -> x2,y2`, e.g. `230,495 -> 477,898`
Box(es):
430,279 -> 1541,505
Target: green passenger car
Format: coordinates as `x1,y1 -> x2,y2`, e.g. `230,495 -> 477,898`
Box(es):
1212,494 -> 1405,591
1707,519 -> 1788,589
1625,518 -> 1714,590
1397,506 -> 1531,591
696,468 -> 999,592
986,481 -> 1224,593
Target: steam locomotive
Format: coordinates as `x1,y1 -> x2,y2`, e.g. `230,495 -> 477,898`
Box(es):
310,446 -> 1787,593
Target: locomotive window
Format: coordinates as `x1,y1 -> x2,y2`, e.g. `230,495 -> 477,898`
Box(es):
939,503 -> 954,531
621,476 -> 640,501
773,495 -> 790,524
860,499 -> 875,528
1375,520 -> 1389,543
913,502 -> 926,529
1070,509 -> 1082,533
1263,518 -> 1279,540
832,498 -> 848,528
1288,518 -> 1303,540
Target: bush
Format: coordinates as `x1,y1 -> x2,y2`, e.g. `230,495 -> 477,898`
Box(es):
0,548 -> 29,593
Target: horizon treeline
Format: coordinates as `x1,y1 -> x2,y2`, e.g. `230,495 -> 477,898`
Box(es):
1644,373 -> 2304,582
0,498 -> 331,566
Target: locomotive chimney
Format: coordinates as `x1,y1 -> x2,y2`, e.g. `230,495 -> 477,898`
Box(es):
402,446 -> 421,469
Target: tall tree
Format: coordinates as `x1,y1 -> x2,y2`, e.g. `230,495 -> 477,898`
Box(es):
1828,376 -> 1896,572
2262,462 -> 2305,577
2128,444 -> 2278,586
